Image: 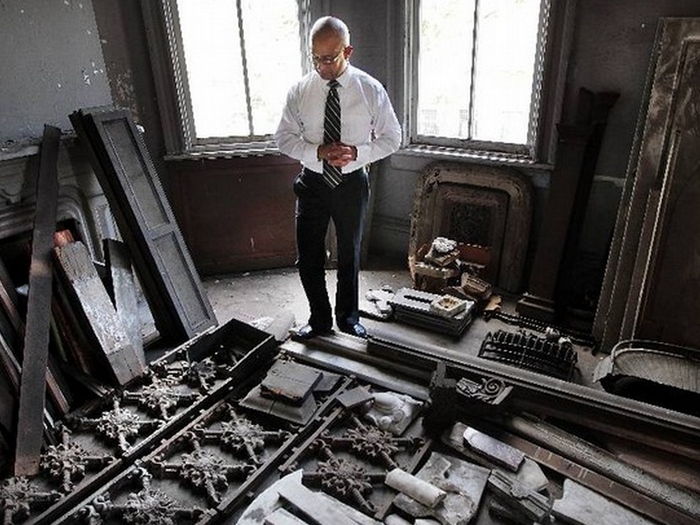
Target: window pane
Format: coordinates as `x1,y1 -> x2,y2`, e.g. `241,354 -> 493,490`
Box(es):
177,0 -> 248,138
472,0 -> 540,144
242,0 -> 302,136
417,0 -> 475,138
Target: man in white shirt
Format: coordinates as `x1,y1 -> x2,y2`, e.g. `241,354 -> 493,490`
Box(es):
275,16 -> 401,339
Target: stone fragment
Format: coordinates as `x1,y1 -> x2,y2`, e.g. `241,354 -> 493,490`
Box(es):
337,386 -> 374,409
363,391 -> 423,435
553,479 -> 655,525
463,426 -> 525,471
260,360 -> 322,405
385,468 -> 447,509
392,452 -> 490,525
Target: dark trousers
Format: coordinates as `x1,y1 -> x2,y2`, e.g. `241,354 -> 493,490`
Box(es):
293,167 -> 369,331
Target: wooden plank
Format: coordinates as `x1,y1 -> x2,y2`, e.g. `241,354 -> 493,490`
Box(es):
103,238 -> 145,367
0,330 -> 20,390
0,369 -> 16,452
53,241 -> 146,386
0,330 -> 20,444
265,508 -> 311,525
14,124 -> 61,476
553,479 -> 656,525
70,107 -> 217,343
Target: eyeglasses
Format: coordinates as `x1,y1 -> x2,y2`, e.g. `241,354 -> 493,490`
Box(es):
309,47 -> 345,66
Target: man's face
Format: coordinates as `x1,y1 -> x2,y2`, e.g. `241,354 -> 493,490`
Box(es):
311,32 -> 352,80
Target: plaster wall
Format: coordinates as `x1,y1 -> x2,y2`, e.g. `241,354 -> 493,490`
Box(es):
0,0 -> 111,148
565,0 -> 700,265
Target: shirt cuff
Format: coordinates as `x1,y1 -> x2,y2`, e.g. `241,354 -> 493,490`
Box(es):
302,143 -> 320,166
355,144 -> 371,165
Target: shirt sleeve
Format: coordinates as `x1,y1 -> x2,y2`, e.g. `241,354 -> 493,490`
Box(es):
274,86 -> 319,166
355,83 -> 402,166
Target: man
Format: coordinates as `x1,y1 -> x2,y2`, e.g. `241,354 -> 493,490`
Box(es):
275,16 -> 401,339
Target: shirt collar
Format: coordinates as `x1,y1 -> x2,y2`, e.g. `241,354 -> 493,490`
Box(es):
335,65 -> 351,88
316,65 -> 352,89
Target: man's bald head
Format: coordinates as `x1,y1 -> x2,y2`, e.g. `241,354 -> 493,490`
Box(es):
311,16 -> 350,46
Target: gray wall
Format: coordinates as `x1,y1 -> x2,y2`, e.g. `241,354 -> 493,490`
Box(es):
564,1 -> 700,266
0,0 -> 111,148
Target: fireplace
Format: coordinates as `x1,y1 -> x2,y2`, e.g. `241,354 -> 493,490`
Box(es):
0,139 -> 115,263
409,162 -> 534,293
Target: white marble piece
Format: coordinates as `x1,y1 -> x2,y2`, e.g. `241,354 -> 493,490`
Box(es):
552,479 -> 655,525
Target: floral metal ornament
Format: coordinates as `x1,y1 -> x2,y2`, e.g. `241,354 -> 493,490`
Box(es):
122,375 -> 200,420
81,467 -> 205,525
0,477 -> 61,523
68,398 -> 161,455
41,425 -> 112,493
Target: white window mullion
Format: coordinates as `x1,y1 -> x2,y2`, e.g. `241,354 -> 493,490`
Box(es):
468,0 -> 480,141
236,0 -> 255,137
414,0 -> 547,157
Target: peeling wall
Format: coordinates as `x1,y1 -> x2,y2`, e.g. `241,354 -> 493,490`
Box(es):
91,0 -> 166,181
0,0 -> 112,148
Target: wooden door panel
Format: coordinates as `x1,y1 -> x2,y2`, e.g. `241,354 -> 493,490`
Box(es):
71,107 -> 217,343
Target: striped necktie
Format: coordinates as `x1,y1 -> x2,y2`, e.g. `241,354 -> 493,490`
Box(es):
322,79 -> 342,188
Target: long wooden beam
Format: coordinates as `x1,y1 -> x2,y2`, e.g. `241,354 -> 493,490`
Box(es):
53,241 -> 146,385
336,327 -> 700,459
14,125 -> 61,476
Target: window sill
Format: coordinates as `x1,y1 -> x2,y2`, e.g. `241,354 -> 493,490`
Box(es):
398,143 -> 554,171
164,141 -> 281,162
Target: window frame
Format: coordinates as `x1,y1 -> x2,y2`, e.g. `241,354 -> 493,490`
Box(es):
141,0 -> 310,158
405,0 -> 558,164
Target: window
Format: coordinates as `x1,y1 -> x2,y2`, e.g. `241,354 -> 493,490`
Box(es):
411,0 -> 550,159
152,0 -> 307,154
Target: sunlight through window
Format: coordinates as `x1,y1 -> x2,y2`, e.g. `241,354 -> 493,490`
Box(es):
177,0 -> 302,140
417,0 -> 542,146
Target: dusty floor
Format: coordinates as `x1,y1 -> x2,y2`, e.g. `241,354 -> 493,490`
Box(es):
201,261 -> 603,389
201,264 -> 700,519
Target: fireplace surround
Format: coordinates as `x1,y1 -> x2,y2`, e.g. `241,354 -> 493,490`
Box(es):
409,162 -> 534,293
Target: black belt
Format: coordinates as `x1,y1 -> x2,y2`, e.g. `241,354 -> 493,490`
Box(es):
303,166 -> 367,177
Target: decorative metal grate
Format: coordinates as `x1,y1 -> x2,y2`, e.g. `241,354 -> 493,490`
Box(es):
478,330 -> 578,381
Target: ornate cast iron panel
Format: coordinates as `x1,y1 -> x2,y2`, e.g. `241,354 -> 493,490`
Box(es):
409,162 -> 533,292
278,387 -> 430,522
0,318 -> 277,525
1,317 -> 437,525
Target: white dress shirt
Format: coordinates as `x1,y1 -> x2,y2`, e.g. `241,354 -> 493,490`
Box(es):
275,65 -> 401,173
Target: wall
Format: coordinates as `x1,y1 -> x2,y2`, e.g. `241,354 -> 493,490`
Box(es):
0,0 -> 114,264
0,0 -> 111,149
91,0 -> 167,183
563,0 -> 700,270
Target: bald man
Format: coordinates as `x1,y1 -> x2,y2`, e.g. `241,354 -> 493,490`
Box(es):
275,16 -> 401,339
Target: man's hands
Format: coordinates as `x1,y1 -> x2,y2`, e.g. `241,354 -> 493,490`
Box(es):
318,142 -> 357,167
